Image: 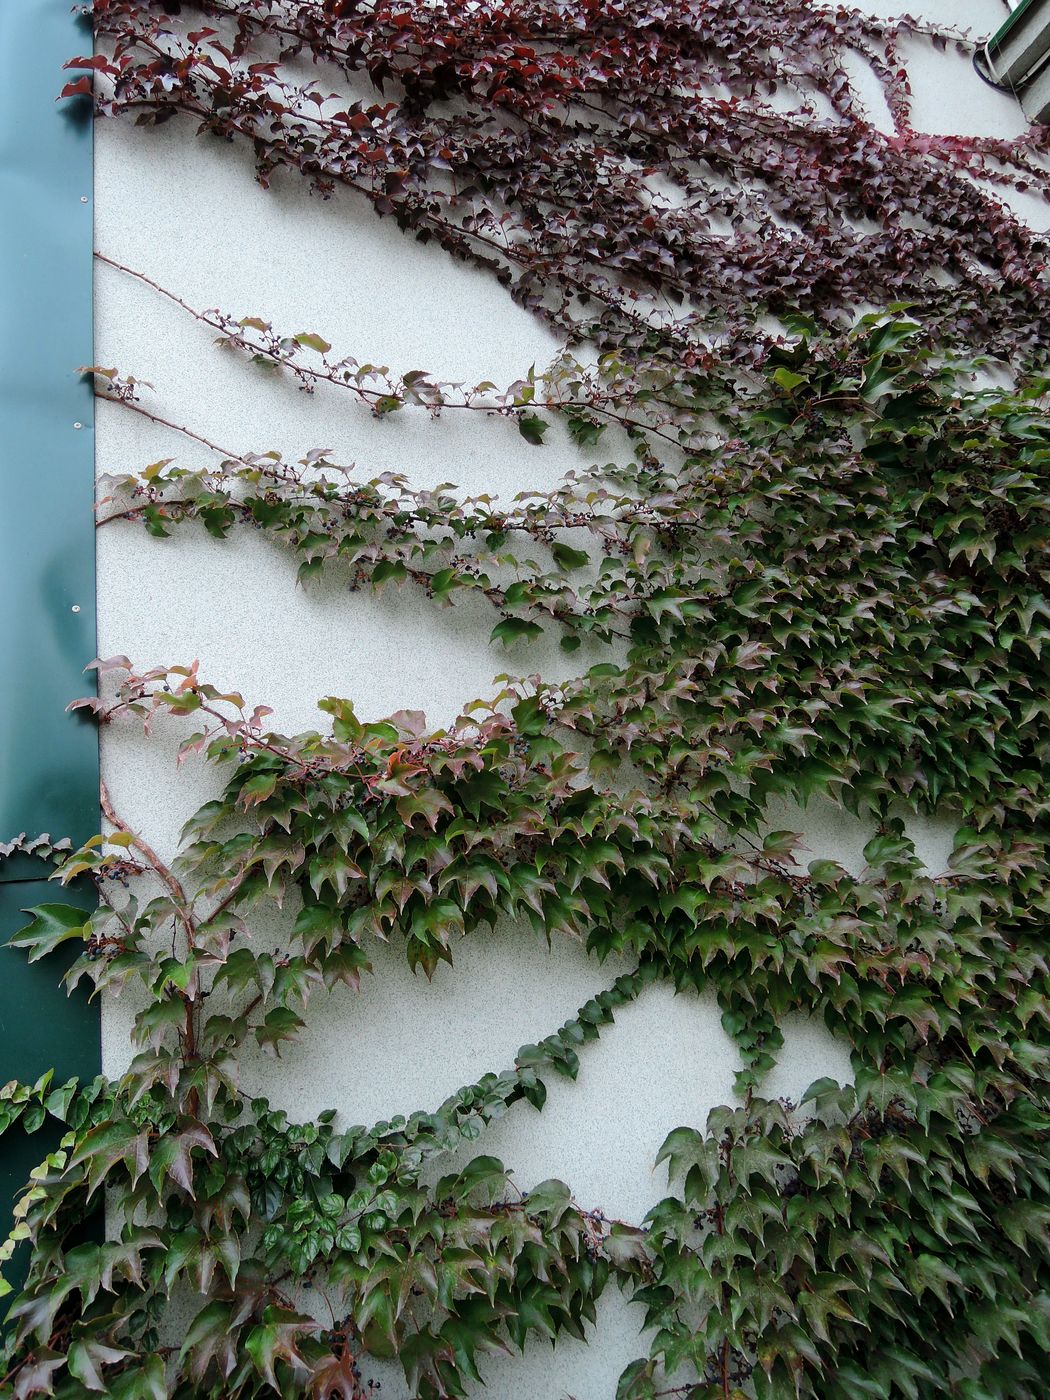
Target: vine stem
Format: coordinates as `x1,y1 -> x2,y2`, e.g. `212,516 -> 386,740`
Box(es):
94,389 -> 256,467
93,250 -> 693,451
98,780 -> 201,1110
99,779 -> 194,937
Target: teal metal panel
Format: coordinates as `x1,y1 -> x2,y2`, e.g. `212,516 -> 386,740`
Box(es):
0,0 -> 98,872
0,0 -> 100,1296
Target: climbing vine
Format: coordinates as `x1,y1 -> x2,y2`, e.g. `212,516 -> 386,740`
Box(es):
2,3 -> 1049,1399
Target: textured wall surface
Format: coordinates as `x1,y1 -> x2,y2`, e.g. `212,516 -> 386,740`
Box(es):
93,3 -> 1039,1393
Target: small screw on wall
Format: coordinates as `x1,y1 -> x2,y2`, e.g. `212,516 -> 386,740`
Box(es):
73,422 -> 83,429
71,605 -> 81,614
80,196 -> 89,204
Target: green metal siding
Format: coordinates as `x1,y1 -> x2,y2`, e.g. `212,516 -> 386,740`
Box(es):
0,0 -> 100,1292
0,0 -> 98,866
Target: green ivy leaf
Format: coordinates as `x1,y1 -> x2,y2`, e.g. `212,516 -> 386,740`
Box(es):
517,412 -> 549,444
294,332 -> 331,354
490,617 -> 543,646
551,541 -> 590,570
7,905 -> 87,962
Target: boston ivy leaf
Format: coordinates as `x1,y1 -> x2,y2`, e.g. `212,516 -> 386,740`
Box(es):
7,905 -> 87,962
294,332 -> 331,354
490,617 -> 543,646
517,413 -> 549,445
551,542 -> 590,571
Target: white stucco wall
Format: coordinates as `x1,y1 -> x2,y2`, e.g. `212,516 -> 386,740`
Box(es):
92,3 -> 1041,1393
